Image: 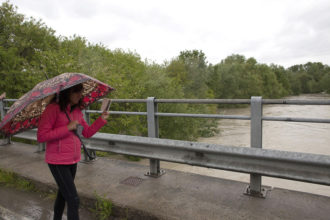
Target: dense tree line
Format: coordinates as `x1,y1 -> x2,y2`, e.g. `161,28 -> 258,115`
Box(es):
1,2 -> 329,140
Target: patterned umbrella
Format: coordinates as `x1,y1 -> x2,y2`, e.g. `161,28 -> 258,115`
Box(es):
0,73 -> 114,136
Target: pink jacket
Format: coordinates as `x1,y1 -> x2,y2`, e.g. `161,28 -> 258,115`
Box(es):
37,103 -> 107,164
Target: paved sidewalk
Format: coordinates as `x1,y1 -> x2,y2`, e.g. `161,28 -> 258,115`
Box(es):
0,185 -> 95,220
1,142 -> 330,220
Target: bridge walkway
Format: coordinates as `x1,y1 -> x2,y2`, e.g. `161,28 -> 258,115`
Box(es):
1,142 -> 330,220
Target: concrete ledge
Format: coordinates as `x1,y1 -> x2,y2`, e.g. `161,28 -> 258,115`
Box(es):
1,142 -> 330,220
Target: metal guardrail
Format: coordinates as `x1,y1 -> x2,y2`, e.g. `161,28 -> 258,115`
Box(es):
13,129 -> 330,185
2,96 -> 330,198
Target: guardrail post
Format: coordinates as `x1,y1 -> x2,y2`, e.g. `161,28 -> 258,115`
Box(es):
82,108 -> 96,162
0,97 -> 11,145
245,96 -> 268,198
0,99 -> 4,121
146,97 -> 165,177
84,106 -> 91,125
37,143 -> 46,152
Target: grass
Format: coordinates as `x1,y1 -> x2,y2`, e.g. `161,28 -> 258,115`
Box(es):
0,168 -> 59,201
90,191 -> 113,220
95,151 -> 115,157
10,137 -> 38,145
124,155 -> 141,161
0,168 -> 36,192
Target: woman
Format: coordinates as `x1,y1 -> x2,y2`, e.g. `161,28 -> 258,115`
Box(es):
37,83 -> 109,220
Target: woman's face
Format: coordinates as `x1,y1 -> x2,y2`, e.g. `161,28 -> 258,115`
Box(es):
69,89 -> 83,106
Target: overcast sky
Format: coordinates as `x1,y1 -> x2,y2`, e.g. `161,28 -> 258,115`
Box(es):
3,0 -> 330,67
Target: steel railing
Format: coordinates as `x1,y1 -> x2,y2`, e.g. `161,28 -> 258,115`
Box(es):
1,96 -> 330,198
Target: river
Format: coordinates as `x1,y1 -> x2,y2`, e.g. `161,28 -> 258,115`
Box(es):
158,93 -> 330,197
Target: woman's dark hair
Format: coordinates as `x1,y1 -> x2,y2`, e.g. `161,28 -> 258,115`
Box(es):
55,83 -> 84,112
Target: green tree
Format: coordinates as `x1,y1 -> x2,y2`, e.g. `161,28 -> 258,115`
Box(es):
270,64 -> 291,96
288,62 -> 330,94
0,1 -> 59,97
208,54 -> 291,99
177,50 -> 212,98
320,72 -> 330,93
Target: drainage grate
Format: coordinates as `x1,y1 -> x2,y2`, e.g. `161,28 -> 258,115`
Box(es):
120,176 -> 144,186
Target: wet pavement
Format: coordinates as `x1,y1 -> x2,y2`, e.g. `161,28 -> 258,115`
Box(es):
0,185 -> 95,220
1,142 -> 330,219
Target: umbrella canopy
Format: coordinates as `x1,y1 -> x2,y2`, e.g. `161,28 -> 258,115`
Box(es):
0,73 -> 114,136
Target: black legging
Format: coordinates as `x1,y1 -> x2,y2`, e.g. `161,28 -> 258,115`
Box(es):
48,163 -> 80,220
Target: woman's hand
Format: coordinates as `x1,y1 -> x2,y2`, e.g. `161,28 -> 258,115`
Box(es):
101,111 -> 109,120
67,120 -> 79,130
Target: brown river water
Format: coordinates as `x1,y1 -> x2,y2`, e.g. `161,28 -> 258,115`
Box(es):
152,93 -> 330,197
